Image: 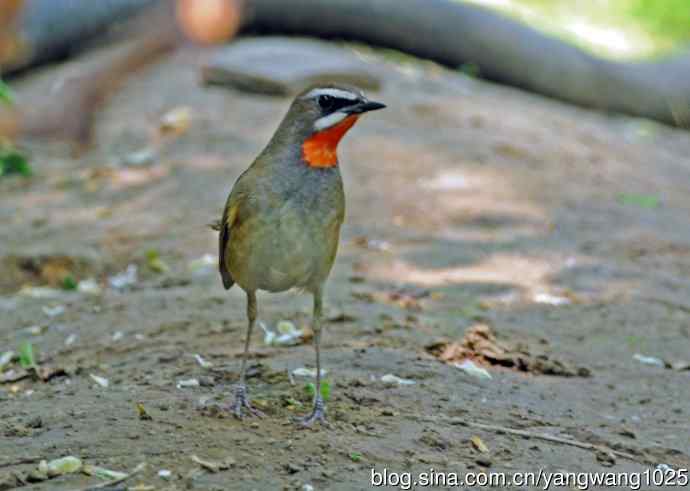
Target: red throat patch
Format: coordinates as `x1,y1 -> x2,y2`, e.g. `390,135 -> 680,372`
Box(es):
302,115 -> 359,168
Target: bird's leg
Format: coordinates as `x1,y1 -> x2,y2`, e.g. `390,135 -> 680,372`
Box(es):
301,288 -> 329,427
232,290 -> 264,419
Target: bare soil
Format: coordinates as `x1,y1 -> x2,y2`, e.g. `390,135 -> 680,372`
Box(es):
1,42 -> 689,490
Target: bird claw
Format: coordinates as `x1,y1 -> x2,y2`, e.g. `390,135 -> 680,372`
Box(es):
231,384 -> 265,419
299,395 -> 330,428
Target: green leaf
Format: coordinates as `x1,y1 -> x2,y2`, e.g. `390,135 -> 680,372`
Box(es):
0,79 -> 13,105
320,380 -> 331,401
304,380 -> 331,401
0,149 -> 32,177
145,249 -> 169,273
19,342 -> 37,370
617,193 -> 660,209
349,452 -> 362,463
61,275 -> 78,291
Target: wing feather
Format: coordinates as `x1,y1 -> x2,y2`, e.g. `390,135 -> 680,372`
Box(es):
218,201 -> 238,290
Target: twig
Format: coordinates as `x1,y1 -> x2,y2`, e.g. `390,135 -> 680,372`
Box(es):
409,415 -> 649,464
68,462 -> 146,491
644,296 -> 690,314
0,455 -> 42,469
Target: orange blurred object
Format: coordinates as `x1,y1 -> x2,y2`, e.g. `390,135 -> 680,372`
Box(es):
176,0 -> 241,45
0,0 -> 25,66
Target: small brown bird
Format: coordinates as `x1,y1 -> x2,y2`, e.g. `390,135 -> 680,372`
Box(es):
218,84 -> 385,425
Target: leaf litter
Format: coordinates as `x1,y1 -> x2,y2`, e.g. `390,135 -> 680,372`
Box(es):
427,323 -> 591,377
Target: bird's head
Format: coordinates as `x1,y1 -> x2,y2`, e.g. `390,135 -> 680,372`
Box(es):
276,84 -> 386,168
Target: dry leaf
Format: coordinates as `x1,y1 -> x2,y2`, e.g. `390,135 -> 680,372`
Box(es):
471,435 -> 489,454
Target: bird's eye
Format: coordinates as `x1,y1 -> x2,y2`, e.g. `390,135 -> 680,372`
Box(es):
318,95 -> 335,111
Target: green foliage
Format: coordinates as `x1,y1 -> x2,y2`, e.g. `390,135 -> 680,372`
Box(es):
0,79 -> 32,180
349,452 -> 363,462
0,79 -> 13,105
462,0 -> 690,57
145,249 -> 169,273
617,193 -> 660,209
304,380 -> 331,401
61,275 -> 79,291
19,342 -> 37,370
628,0 -> 690,44
0,146 -> 32,178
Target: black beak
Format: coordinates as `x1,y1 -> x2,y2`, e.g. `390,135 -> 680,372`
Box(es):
344,100 -> 387,114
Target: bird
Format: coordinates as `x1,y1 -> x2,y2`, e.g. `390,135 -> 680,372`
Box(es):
217,84 -> 385,425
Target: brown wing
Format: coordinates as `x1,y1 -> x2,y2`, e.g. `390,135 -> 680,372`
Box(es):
218,201 -> 238,290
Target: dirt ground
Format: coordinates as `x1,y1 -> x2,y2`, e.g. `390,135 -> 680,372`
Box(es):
1,39 -> 690,490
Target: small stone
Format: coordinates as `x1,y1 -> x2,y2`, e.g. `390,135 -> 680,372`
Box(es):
596,450 -> 616,467
198,376 -> 215,387
285,463 -> 301,474
475,457 -> 492,467
618,427 -> 636,439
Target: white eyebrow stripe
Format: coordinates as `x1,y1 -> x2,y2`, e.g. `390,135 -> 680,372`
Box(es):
313,111 -> 348,131
305,88 -> 358,100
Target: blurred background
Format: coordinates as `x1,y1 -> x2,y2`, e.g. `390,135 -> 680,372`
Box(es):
1,1 -> 689,490
468,0 -> 690,57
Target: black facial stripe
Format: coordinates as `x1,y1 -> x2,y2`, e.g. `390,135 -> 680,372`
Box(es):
318,94 -> 358,114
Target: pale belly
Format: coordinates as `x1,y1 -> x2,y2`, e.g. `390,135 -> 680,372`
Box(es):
227,204 -> 341,293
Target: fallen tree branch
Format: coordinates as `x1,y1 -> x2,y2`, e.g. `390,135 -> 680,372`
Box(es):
245,0 -> 690,128
4,0 -> 690,136
409,414 -> 650,465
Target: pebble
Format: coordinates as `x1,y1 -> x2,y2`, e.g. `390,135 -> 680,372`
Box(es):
198,376 -> 215,387
475,457 -> 493,467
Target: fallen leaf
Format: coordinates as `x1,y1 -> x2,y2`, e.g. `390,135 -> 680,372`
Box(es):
455,360 -> 492,380
292,367 -> 327,378
191,455 -> 233,473
160,106 -> 192,134
381,374 -> 416,385
427,323 -> 588,377
136,402 -> 153,421
633,353 -> 665,368
43,456 -> 82,477
194,354 -> 213,368
471,435 -> 490,454
0,351 -> 14,370
158,469 -> 172,479
90,374 -> 109,388
83,464 -> 128,481
177,378 -> 200,389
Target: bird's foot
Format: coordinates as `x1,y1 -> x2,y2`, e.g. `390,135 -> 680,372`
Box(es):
231,384 -> 264,419
299,395 -> 330,428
